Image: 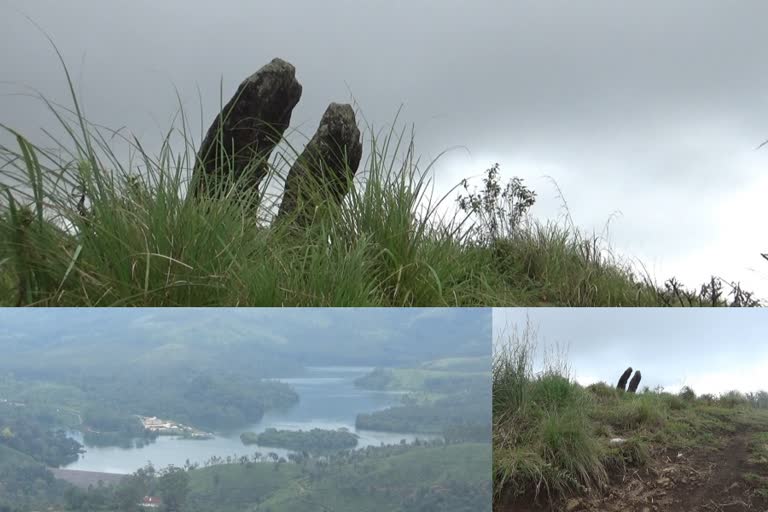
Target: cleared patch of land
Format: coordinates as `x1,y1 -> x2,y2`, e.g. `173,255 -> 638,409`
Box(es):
49,468 -> 127,489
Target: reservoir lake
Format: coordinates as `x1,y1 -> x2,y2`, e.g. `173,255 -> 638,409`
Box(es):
64,366 -> 438,474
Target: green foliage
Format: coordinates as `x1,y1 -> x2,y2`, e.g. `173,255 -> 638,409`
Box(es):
353,357 -> 491,439
719,390 -> 749,408
353,368 -> 393,390
355,363 -> 489,397
679,385 -> 696,401
457,162 -> 536,243
602,436 -> 649,471
0,364 -> 300,446
0,445 -> 73,511
597,395 -> 667,431
585,382 -> 620,404
242,428 -> 359,453
356,386 -> 489,434
539,409 -> 606,492
81,408 -> 154,448
0,404 -> 82,466
493,322 -> 607,503
530,374 -> 576,411
745,391 -> 768,409
158,466 -> 190,512
748,432 -> 768,468
28,443 -> 489,512
251,443 -> 490,512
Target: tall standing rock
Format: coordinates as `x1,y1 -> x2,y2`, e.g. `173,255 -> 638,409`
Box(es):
193,58 -> 302,203
617,367 -> 633,391
627,371 -> 642,393
276,102 -> 362,225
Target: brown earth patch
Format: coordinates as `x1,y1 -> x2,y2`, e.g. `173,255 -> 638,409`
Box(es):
497,428 -> 768,512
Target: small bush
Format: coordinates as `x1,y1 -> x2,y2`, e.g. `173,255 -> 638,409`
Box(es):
586,382 -> 620,404
633,397 -> 666,428
719,390 -> 748,409
599,395 -> 666,432
679,386 -> 696,402
529,374 -> 577,411
602,437 -> 649,471
666,395 -> 688,411
539,410 -> 607,492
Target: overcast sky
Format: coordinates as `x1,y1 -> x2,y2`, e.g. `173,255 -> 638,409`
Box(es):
2,1 -> 768,296
493,308 -> 768,395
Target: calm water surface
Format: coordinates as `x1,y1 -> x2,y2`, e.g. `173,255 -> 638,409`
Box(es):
64,366 -> 438,474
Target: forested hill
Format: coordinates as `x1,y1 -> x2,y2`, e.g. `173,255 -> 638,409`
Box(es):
0,309 -> 489,374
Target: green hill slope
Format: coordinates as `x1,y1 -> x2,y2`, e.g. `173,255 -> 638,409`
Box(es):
187,443 -> 491,512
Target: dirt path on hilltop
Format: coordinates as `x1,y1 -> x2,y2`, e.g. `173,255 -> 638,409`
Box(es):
498,427 -> 768,512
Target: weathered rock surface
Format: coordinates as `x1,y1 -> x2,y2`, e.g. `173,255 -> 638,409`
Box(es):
617,367 -> 633,391
276,102 -> 362,225
194,58 -> 302,202
628,370 -> 642,393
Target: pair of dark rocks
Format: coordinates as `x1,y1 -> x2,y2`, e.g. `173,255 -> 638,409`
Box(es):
617,367 -> 642,393
192,58 -> 362,225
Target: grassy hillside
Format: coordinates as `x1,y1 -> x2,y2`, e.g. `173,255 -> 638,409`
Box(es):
0,444 -> 73,511
0,443 -> 37,470
493,334 -> 768,511
187,461 -> 304,510
1,61 -> 759,307
357,367 -> 486,394
355,356 -> 489,394
186,443 -> 491,512
354,358 -> 491,438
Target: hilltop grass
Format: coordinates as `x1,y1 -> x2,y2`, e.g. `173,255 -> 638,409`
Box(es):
0,55 -> 760,306
746,433 -> 768,497
493,324 -> 768,507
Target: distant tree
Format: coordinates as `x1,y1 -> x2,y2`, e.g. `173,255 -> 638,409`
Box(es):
157,466 -> 189,512
679,386 -> 696,401
114,475 -> 145,512
64,487 -> 88,510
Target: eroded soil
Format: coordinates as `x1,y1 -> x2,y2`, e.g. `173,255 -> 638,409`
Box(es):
499,427 -> 768,512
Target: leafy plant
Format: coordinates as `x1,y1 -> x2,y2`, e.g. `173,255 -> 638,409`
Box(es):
457,163 -> 536,243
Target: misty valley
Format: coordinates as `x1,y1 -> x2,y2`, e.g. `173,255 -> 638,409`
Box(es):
0,313 -> 491,511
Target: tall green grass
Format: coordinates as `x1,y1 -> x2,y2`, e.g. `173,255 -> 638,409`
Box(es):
493,322 -> 607,504
0,52 -> 759,306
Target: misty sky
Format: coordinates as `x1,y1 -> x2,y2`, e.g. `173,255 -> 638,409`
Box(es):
2,1 -> 768,296
493,308 -> 768,395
